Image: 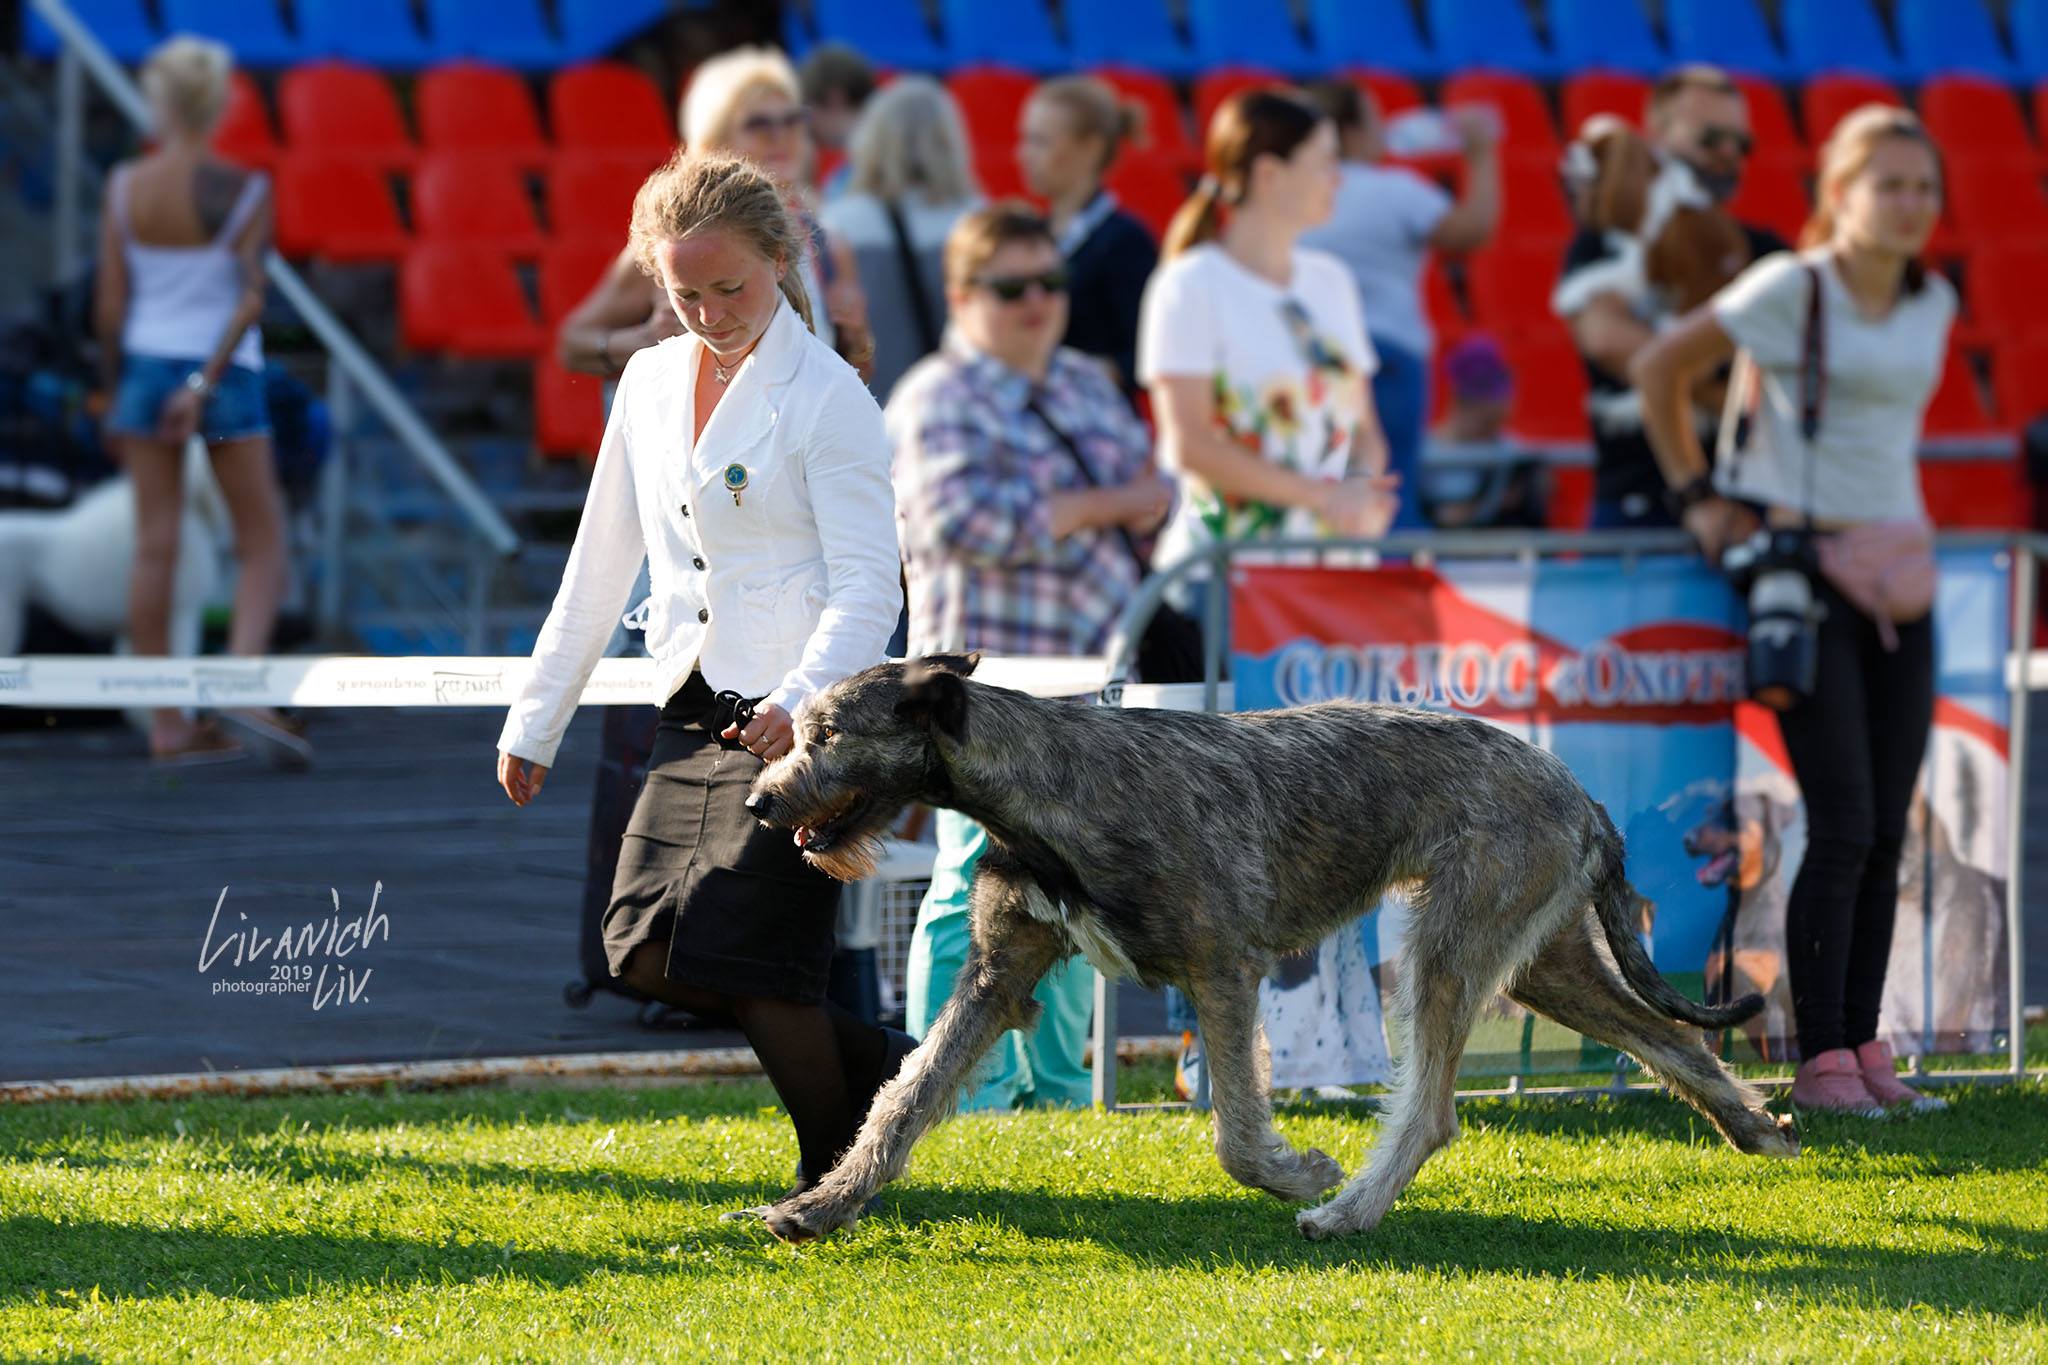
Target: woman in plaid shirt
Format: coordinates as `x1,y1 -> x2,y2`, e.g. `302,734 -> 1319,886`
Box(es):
885,203 -> 1171,1109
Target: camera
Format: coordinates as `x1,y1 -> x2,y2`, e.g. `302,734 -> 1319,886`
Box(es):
1720,527 -> 1824,712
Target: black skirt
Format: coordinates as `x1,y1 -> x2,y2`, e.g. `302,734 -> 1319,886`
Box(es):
599,671 -> 842,1003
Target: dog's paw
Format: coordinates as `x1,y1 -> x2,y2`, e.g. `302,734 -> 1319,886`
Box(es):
1760,1111 -> 1801,1158
759,1191 -> 865,1245
1301,1147 -> 1346,1195
1295,1205 -> 1347,1242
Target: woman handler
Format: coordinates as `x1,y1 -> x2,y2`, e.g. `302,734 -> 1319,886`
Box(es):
497,152 -> 913,1189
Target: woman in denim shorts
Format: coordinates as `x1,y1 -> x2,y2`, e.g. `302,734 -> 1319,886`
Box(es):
96,35 -> 308,768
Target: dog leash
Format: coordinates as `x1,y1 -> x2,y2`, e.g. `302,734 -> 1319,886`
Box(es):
711,688 -> 760,750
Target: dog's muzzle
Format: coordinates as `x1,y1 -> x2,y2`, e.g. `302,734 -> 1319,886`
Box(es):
744,791 -> 776,823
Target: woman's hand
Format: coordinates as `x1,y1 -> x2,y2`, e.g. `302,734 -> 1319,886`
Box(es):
156,387 -> 203,444
723,702 -> 794,762
1317,475 -> 1402,538
1683,496 -> 1759,564
498,752 -> 549,806
1116,475 -> 1175,533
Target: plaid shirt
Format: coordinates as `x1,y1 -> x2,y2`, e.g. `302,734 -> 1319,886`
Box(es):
886,334 -> 1157,658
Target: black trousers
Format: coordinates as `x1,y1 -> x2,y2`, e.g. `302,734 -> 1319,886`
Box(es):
1776,574 -> 1935,1058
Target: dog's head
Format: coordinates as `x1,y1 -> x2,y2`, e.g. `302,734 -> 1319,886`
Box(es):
745,652 -> 980,881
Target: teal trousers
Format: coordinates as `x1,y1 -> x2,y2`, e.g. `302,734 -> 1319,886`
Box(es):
904,808 -> 1095,1111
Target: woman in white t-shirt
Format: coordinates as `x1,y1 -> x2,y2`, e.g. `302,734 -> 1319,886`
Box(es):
1632,106 -> 1954,1118
1138,88 -> 1400,585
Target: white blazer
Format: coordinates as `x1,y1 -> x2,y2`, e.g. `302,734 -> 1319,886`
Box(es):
497,297 -> 901,769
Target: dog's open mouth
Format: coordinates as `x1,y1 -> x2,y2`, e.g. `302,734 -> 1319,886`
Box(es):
1696,846 -> 1739,887
795,796 -> 867,854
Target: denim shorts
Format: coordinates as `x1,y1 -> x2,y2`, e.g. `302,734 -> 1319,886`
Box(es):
107,356 -> 270,443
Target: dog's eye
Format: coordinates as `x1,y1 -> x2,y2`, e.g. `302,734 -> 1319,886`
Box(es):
815,725 -> 837,744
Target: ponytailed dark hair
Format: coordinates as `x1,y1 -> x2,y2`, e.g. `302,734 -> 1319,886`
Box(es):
1162,88 -> 1324,260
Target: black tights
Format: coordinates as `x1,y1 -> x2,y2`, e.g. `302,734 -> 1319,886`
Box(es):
1777,576 -> 1934,1058
620,939 -> 895,1185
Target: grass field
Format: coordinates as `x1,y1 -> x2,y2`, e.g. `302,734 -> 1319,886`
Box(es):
3,1044 -> 2045,1363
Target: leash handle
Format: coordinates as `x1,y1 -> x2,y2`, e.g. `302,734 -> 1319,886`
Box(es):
712,688 -> 758,735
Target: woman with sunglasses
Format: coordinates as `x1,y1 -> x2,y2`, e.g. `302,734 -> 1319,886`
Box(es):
886,203 -> 1173,1111
498,152 -> 915,1198
558,46 -> 874,387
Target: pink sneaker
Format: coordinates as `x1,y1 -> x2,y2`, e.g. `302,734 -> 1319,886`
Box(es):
1855,1040 -> 1949,1113
1789,1047 -> 1887,1117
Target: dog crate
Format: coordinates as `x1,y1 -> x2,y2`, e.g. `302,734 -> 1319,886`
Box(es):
838,838 -> 938,1027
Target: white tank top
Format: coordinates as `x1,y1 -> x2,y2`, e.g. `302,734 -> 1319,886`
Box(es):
116,164 -> 267,373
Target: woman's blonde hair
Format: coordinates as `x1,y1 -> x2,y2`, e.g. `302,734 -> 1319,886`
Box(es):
629,150 -> 814,332
1801,103 -> 1943,290
141,34 -> 232,136
845,76 -> 978,205
679,45 -> 802,150
1031,75 -> 1144,176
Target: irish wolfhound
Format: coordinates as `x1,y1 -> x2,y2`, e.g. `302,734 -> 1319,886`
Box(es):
741,655 -> 1798,1243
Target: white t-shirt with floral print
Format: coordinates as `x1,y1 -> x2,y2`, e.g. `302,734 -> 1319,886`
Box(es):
1137,242 -> 1378,572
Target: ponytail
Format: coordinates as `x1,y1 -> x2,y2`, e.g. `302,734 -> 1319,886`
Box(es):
779,258 -> 816,334
1162,175 -> 1225,260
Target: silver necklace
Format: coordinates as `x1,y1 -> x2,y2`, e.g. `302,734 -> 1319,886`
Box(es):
712,355 -> 741,385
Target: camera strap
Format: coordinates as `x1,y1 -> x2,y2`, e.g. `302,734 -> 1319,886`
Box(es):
1798,261 -> 1826,529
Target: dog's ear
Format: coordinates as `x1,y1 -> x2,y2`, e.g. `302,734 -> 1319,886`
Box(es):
918,651 -> 980,678
894,660 -> 971,740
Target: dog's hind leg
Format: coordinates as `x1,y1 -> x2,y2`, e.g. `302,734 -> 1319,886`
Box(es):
1185,961 -> 1345,1202
757,868 -> 1070,1244
1508,908 -> 1798,1158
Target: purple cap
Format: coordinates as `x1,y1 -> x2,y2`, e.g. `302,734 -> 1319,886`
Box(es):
1444,334 -> 1513,402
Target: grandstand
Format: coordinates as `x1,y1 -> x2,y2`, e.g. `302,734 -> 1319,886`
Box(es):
8,0 -> 2043,653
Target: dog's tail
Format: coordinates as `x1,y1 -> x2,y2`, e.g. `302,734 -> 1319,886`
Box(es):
1591,816 -> 1764,1030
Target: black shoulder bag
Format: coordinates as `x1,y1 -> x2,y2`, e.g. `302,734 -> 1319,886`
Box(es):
882,198 -> 942,355
1024,395 -> 1206,683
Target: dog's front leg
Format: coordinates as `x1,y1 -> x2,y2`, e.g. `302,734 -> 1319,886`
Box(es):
758,863 -> 1069,1244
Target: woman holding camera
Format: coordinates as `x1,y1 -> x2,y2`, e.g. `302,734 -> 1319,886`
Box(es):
1632,106 -> 1955,1116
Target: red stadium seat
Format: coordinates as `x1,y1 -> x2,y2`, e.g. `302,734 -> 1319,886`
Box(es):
1440,70 -> 1559,161
1093,66 -> 1199,172
974,145 -> 1032,201
547,153 -> 657,243
1920,457 -> 2029,529
1561,71 -> 1648,140
417,61 -> 549,169
212,71 -> 279,171
1801,73 -> 1902,151
1966,247 -> 2048,344
1919,76 -> 2038,171
1994,334 -> 2048,424
1496,160 -> 1574,241
279,62 -> 415,170
1103,153 -> 1184,240
1468,245 -> 1571,341
1921,346 -> 1998,437
1725,157 -> 1811,245
1731,75 -> 1803,168
1346,67 -> 1423,120
535,356 -> 606,457
948,65 -> 1037,162
1423,258 -> 1464,337
1192,66 -> 1288,143
399,246 -> 544,357
539,237 -> 624,324
274,157 -> 410,261
1504,338 -> 1591,443
1946,162 -> 2048,248
549,61 -> 673,165
413,156 -> 545,257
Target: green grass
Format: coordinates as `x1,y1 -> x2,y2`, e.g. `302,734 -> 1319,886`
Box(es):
3,1048 -> 2046,1362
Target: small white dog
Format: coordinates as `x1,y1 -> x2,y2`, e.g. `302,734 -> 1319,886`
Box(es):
0,442 -> 229,730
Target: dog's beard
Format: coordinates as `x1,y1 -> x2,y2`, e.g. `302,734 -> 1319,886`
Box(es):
804,829 -> 884,882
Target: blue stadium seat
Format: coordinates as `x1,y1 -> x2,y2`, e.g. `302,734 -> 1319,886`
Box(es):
1426,0 -> 1564,78
942,0 -> 1067,72
425,0 -> 562,69
559,0 -> 671,61
24,0 -> 159,62
300,0 -> 433,67
1309,0 -> 1439,76
1898,0 -> 2018,81
2019,0 -> 2048,79
1665,0 -> 1792,80
1551,0 -> 1668,76
1189,0 -> 1318,77
809,0 -> 947,70
1067,0 -> 1197,78
1782,0 -> 1904,79
158,0 -> 302,67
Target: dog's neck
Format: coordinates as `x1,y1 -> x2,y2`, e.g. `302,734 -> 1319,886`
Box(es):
924,681 -> 1068,845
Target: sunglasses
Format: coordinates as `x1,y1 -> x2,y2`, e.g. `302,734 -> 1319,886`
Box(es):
976,268 -> 1069,302
737,109 -> 810,138
1698,126 -> 1755,157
